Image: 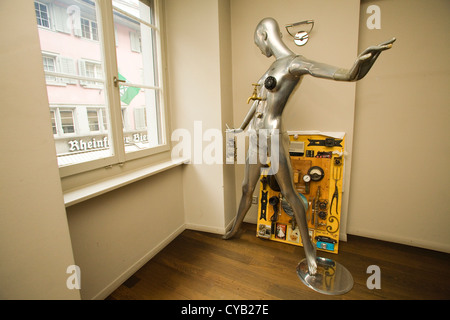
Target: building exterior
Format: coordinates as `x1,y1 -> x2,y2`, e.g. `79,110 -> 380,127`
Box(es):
35,0 -> 158,166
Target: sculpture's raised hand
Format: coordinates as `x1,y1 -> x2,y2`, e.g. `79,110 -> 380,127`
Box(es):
348,37 -> 396,81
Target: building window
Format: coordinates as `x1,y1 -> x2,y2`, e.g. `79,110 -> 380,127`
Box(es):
130,31 -> 141,52
50,110 -> 57,134
51,107 -> 77,136
42,53 -> 77,85
42,55 -> 57,83
134,107 -> 147,130
79,59 -> 103,87
81,18 -> 99,41
35,0 -> 168,176
60,110 -> 76,134
87,109 -> 100,131
85,61 -> 102,81
101,109 -> 108,130
35,1 -> 50,28
87,108 -> 108,132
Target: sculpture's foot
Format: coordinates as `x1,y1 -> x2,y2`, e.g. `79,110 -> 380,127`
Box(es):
304,243 -> 318,275
296,257 -> 353,295
222,229 -> 236,240
306,254 -> 318,275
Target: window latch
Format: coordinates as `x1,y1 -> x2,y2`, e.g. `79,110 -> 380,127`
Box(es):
113,76 -> 126,87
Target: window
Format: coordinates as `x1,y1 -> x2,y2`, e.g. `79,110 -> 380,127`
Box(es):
87,109 -> 100,131
51,107 -> 77,136
87,108 -> 108,132
34,0 -> 167,177
113,0 -> 163,154
42,53 -> 77,85
81,18 -> 99,40
130,31 -> 141,52
35,1 -> 50,28
50,110 -> 57,134
134,107 -> 147,130
42,55 -> 57,83
60,110 -> 76,134
79,59 -> 103,87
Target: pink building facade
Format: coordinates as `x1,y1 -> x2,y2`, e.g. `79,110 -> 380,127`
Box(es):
35,0 -> 155,164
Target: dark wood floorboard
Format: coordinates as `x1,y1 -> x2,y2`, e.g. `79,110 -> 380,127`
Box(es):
106,223 -> 450,300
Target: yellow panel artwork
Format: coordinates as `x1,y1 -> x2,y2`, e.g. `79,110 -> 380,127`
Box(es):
256,133 -> 345,254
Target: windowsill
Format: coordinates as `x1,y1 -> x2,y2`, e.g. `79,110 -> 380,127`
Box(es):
63,157 -> 189,207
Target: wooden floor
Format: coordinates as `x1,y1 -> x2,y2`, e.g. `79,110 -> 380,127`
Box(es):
107,223 -> 450,300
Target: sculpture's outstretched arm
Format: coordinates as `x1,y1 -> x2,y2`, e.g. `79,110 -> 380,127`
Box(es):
290,38 -> 395,81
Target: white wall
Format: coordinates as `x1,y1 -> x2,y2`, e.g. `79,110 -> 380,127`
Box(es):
218,0 -> 238,229
348,0 -> 450,252
66,167 -> 185,299
0,0 -> 80,300
165,0 -> 236,233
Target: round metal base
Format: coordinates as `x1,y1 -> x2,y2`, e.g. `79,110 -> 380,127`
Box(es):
296,257 -> 353,295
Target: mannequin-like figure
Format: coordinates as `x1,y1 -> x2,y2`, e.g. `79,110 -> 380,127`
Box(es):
224,17 -> 394,275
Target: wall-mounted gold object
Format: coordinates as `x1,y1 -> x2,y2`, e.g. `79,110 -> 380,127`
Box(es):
247,83 -> 264,104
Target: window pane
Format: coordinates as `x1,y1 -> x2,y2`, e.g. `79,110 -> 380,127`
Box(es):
60,110 -> 75,133
42,55 -> 57,82
102,110 -> 108,130
113,4 -> 157,87
81,18 -> 91,39
122,88 -> 161,153
91,22 -> 99,41
35,0 -> 114,167
50,111 -> 57,134
113,0 -> 164,154
35,2 -> 50,28
112,0 -> 154,26
87,109 -> 100,131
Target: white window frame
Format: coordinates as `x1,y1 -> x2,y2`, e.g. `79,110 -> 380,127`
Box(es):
134,107 -> 147,130
81,17 -> 99,41
87,109 -> 101,132
52,0 -> 169,178
51,106 -> 78,137
78,58 -> 104,88
50,110 -> 57,135
129,30 -> 141,53
86,107 -> 109,132
42,53 -> 60,85
42,51 -> 77,86
35,1 -> 51,29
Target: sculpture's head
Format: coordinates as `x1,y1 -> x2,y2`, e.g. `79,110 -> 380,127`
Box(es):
254,18 -> 283,57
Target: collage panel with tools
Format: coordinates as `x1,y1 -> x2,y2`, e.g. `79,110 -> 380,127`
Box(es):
256,132 -> 345,254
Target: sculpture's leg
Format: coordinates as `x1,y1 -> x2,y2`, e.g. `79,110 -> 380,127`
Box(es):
223,154 -> 262,239
275,134 -> 317,275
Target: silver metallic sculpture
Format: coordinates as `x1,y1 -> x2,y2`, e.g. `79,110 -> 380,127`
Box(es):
224,17 -> 394,294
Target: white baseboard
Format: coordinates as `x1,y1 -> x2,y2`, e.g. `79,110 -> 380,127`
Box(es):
91,223 -> 186,300
185,223 -> 227,235
92,221 -> 229,300
348,228 -> 450,254
91,220 -> 263,300
185,217 -> 238,235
